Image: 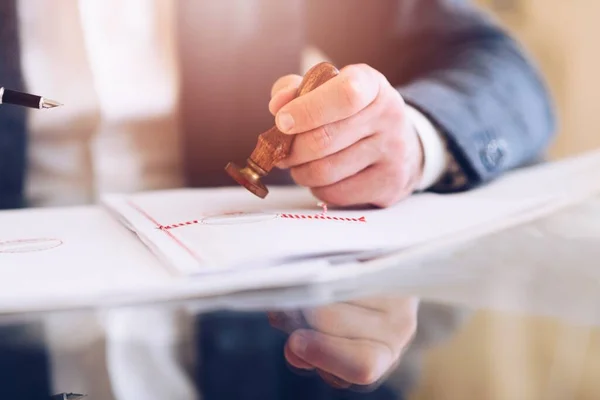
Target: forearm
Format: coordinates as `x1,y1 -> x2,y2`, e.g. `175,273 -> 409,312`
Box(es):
397,14 -> 557,190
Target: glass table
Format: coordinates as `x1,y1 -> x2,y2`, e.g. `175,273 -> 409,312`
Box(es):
1,194 -> 599,400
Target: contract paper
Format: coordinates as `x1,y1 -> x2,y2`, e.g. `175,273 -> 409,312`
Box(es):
0,207 -> 169,311
0,206 -> 331,313
1,150 -> 600,313
103,150 -> 600,276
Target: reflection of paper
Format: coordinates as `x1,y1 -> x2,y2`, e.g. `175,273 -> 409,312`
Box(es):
103,150 -> 600,276
399,195 -> 600,327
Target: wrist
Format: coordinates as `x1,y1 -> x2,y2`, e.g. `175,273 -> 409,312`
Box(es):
404,104 -> 448,191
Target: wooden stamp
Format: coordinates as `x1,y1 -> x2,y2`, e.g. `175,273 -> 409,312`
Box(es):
225,62 -> 340,198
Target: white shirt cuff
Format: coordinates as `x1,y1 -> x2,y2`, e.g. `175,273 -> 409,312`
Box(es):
405,105 -> 449,191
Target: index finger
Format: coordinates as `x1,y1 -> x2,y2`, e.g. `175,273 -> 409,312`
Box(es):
271,74 -> 302,98
275,64 -> 381,134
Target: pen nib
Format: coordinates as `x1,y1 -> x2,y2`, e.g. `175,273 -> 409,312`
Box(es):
41,97 -> 63,109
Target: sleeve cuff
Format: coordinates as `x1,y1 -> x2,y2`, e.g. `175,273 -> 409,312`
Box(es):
405,105 -> 449,191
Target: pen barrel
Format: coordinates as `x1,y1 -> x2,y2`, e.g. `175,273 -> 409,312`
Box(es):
1,88 -> 42,109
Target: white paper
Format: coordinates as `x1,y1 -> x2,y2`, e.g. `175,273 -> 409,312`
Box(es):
103,149 -> 600,276
0,207 -> 170,309
0,206 -> 333,313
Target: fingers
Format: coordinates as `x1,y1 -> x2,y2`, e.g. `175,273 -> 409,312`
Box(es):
269,74 -> 303,115
284,341 -> 315,370
302,300 -> 417,358
275,64 -> 381,134
267,311 -> 307,334
271,74 -> 302,98
269,64 -> 421,209
311,163 -> 410,208
269,86 -> 299,115
277,100 -> 379,168
303,304 -> 383,339
269,310 -> 316,371
301,304 -> 404,359
287,329 -> 395,386
289,136 -> 381,187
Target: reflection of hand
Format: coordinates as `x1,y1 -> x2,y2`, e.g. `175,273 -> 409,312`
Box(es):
268,296 -> 419,389
269,64 -> 424,208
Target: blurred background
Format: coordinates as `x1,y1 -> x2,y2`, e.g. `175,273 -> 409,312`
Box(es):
4,1 -> 599,399
410,2 -> 600,399
477,0 -> 600,159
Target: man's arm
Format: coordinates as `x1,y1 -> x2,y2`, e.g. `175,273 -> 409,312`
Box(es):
307,0 -> 557,191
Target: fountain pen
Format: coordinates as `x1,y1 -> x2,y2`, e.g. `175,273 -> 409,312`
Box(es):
0,87 -> 62,109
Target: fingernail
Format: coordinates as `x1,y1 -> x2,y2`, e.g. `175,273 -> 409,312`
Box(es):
291,334 -> 308,357
277,112 -> 294,133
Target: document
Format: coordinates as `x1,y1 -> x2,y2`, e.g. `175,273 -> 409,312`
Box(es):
1,150 -> 600,313
0,206 -> 332,313
0,206 -> 169,312
103,149 -> 600,276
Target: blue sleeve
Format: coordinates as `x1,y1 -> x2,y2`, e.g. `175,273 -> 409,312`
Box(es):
395,0 -> 557,190
308,0 -> 557,191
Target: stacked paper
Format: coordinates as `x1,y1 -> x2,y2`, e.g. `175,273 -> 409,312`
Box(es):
103,150 -> 600,276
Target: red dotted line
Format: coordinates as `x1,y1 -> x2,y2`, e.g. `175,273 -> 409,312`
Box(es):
159,220 -> 200,230
279,214 -> 366,223
156,213 -> 367,231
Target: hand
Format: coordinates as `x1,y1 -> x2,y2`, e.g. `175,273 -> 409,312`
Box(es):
268,296 -> 418,389
269,64 -> 424,208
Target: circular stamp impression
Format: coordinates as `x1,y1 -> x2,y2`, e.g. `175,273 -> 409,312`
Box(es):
200,212 -> 278,225
0,238 -> 64,254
